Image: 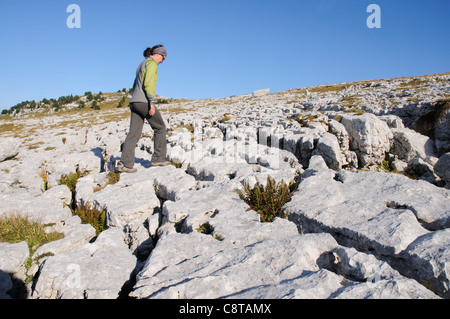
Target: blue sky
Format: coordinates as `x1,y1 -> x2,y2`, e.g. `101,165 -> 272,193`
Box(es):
0,0 -> 449,111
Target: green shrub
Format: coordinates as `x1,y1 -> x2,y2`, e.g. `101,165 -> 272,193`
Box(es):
94,171 -> 121,192
91,101 -> 100,110
378,160 -> 391,172
236,176 -> 297,223
170,160 -> 184,169
106,171 -> 120,185
58,170 -> 107,235
58,170 -> 88,192
117,96 -> 126,108
197,222 -> 214,234
73,205 -> 107,236
156,98 -> 172,104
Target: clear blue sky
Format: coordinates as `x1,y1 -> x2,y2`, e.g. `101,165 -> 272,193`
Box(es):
1,0 -> 449,111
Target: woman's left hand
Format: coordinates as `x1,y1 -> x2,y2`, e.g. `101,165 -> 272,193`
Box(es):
149,104 -> 156,116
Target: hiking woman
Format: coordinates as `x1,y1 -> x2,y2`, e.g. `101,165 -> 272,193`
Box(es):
118,45 -> 169,172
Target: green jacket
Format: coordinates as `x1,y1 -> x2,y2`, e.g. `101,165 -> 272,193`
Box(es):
130,57 -> 158,105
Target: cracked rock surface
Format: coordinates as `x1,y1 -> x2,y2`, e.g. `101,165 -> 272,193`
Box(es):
0,73 -> 449,299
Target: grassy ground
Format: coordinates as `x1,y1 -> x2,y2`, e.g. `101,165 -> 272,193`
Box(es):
1,72 -> 449,139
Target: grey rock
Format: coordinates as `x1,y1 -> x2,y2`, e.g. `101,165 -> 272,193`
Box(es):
0,137 -> 22,162
324,246 -> 401,282
131,233 -> 341,299
84,173 -> 160,229
0,241 -> 29,278
252,88 -> 270,97
42,184 -> 72,206
285,161 -> 449,297
341,113 -> 393,168
290,160 -> 450,233
391,158 -> 408,172
2,73 -> 450,299
45,151 -> 104,187
154,166 -> 196,201
328,119 -> 349,151
33,216 -> 96,261
391,127 -> 438,164
379,114 -> 405,129
0,241 -> 29,298
312,132 -> 344,170
434,152 -> 450,186
343,150 -> 358,168
32,228 -> 136,299
399,229 -> 450,298
0,192 -> 72,224
407,157 -> 441,184
333,277 -> 440,299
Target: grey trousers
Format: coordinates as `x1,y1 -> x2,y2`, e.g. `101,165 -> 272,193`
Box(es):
120,102 -> 167,168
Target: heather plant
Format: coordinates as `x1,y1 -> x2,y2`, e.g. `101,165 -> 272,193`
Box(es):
236,176 -> 297,223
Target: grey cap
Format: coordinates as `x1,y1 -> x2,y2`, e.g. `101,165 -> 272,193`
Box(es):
153,46 -> 167,57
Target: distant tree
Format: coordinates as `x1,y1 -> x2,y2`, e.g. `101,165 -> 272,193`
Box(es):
91,101 -> 100,110
52,100 -> 61,111
78,100 -> 86,109
117,96 -> 126,108
93,93 -> 104,102
85,92 -> 93,101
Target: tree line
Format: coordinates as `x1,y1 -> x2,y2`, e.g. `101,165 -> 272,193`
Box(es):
2,89 -> 132,115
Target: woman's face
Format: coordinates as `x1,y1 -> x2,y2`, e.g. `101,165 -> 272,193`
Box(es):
153,54 -> 166,65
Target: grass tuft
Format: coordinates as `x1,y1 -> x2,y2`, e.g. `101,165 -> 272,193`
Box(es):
0,214 -> 64,249
0,214 -> 64,284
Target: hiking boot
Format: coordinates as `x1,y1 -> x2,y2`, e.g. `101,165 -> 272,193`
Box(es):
151,161 -> 171,167
116,163 -> 137,173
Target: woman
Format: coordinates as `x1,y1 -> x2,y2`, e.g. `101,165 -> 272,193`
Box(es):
117,45 -> 169,173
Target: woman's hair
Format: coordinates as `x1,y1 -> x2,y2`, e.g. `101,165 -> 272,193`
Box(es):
143,45 -> 164,58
